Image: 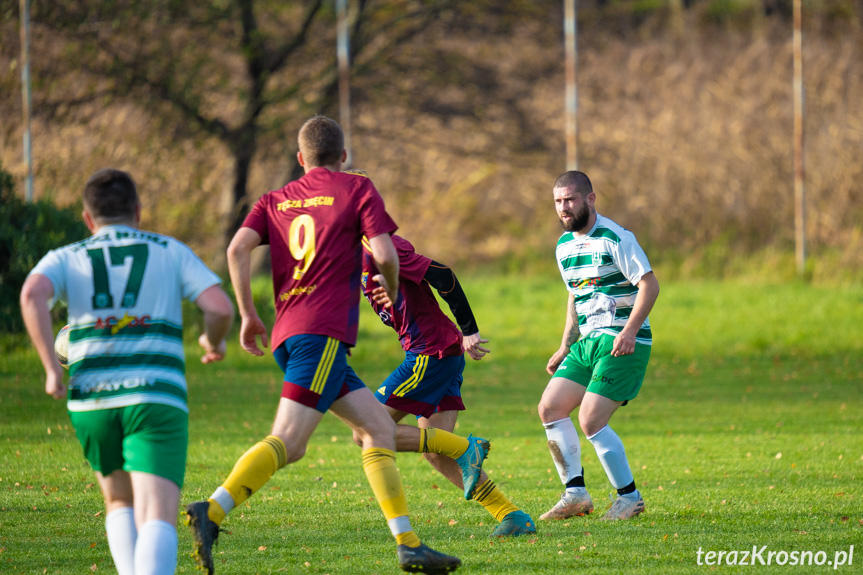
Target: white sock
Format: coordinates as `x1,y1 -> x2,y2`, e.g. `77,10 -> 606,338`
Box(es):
134,520 -> 178,575
587,425 -> 634,490
211,486 -> 236,515
105,507 -> 136,575
387,515 -> 413,537
543,417 -> 583,485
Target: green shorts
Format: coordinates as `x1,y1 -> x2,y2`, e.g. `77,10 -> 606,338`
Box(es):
553,332 -> 651,404
69,403 -> 188,488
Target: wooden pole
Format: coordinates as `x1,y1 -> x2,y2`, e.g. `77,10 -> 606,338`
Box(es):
336,0 -> 352,168
564,0 -> 578,171
793,0 -> 805,276
20,0 -> 34,201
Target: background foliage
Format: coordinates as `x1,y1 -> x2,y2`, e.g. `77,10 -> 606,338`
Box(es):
0,1 -> 861,280
0,162 -> 88,334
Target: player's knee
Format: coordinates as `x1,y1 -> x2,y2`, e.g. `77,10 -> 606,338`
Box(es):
537,399 -> 564,424
578,412 -> 604,437
369,415 -> 396,439
354,418 -> 396,449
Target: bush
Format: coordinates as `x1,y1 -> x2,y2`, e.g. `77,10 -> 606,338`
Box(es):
0,163 -> 89,333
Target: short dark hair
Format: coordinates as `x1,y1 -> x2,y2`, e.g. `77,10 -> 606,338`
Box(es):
83,169 -> 139,223
298,116 -> 345,167
553,170 -> 593,197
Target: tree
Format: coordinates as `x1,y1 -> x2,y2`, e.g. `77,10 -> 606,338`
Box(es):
28,0 -> 461,250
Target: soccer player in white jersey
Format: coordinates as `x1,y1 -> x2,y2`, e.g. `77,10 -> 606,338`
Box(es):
20,168 -> 234,575
537,170 -> 660,521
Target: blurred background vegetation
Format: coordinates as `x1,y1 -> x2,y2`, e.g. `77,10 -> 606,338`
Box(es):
1,0 -> 861,288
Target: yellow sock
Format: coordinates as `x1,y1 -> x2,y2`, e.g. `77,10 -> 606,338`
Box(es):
362,447 -> 421,548
417,427 -> 469,459
209,435 -> 287,524
206,499 -> 227,525
472,478 -> 519,522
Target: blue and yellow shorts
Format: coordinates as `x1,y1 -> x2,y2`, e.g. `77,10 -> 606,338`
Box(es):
274,334 -> 366,413
375,352 -> 466,419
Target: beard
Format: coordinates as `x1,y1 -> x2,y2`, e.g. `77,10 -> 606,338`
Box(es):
559,200 -> 591,232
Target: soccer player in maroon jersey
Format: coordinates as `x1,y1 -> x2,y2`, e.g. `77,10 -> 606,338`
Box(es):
185,117 -> 460,574
357,228 -> 536,537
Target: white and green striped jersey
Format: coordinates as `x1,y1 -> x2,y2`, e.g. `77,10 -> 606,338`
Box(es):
30,225 -> 222,413
556,214 -> 653,345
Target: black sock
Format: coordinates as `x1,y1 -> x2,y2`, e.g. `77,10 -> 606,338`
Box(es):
617,481 -> 637,496
566,468 -> 586,488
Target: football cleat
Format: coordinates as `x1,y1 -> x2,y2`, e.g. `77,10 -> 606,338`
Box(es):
185,501 -> 221,574
397,543 -> 461,574
539,490 -> 594,520
453,434 -> 490,500
600,495 -> 645,520
492,510 -> 537,537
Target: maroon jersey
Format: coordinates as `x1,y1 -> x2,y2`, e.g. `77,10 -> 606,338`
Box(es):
243,168 -> 397,349
362,235 -> 463,359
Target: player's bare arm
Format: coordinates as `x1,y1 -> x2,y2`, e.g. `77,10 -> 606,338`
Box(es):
611,271 -> 660,357
227,227 -> 269,355
547,292 -> 580,375
368,233 -> 399,306
195,285 -> 235,364
20,274 -> 67,399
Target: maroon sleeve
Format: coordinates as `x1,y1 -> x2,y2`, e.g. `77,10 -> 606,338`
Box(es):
356,179 -> 398,240
393,235 -> 431,285
241,195 -> 270,244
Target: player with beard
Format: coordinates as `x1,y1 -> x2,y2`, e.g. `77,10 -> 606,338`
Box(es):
537,170 -> 660,521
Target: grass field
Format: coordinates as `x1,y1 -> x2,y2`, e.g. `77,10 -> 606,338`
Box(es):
2,276 -> 862,574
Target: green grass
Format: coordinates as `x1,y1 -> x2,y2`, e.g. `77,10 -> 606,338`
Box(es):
2,277 -> 862,574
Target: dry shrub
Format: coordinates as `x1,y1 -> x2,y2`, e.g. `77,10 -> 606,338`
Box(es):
1,10 -> 861,281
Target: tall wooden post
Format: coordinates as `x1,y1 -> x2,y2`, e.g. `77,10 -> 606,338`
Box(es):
336,0 -> 353,168
564,0 -> 578,171
20,0 -> 34,201
793,0 -> 805,276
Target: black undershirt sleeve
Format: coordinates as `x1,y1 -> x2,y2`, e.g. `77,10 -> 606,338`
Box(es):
423,260 -> 479,336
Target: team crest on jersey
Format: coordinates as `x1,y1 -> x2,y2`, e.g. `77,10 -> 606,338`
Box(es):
592,252 -> 603,266
361,271 -> 369,288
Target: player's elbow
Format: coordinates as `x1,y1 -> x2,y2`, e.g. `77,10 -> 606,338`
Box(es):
227,228 -> 260,264
226,237 -> 246,264
20,275 -> 51,311
197,287 -> 235,319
